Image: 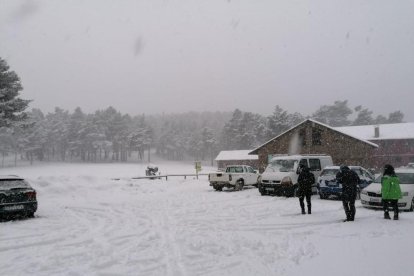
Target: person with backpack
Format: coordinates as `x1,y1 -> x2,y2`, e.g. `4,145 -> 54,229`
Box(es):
297,164 -> 315,214
381,164 -> 402,220
336,165 -> 360,222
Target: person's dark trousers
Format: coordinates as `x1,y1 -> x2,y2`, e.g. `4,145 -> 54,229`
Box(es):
383,199 -> 399,219
299,194 -> 312,214
342,198 -> 356,221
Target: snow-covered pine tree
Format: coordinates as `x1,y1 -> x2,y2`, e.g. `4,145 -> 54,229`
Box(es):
352,106 -> 374,126
0,57 -> 31,128
312,100 -> 352,127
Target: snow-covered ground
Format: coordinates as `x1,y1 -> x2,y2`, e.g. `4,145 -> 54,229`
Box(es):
1,162 -> 413,276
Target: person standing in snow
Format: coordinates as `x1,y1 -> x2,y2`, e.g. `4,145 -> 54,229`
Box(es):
297,164 -> 315,214
381,164 -> 402,220
336,165 -> 360,222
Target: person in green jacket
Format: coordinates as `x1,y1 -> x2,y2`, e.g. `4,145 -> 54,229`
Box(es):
381,164 -> 402,220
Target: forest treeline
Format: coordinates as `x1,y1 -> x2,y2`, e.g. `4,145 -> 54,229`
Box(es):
0,57 -> 405,165
0,102 -> 405,165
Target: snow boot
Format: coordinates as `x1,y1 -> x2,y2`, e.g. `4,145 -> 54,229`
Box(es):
384,212 -> 391,220
393,213 -> 399,220
307,206 -> 311,214
301,208 -> 306,215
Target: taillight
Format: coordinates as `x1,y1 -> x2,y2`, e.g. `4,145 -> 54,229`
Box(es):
26,191 -> 36,201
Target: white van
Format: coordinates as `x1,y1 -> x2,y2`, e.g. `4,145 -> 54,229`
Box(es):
258,154 -> 333,197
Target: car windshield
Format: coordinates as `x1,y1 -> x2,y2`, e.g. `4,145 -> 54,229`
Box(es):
351,168 -> 363,176
374,172 -> 414,184
265,159 -> 297,172
0,179 -> 30,190
320,168 -> 362,177
320,169 -> 339,177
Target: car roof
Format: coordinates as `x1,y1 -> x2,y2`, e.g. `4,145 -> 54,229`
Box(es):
322,166 -> 362,170
0,175 -> 23,180
271,155 -> 330,161
395,168 -> 414,173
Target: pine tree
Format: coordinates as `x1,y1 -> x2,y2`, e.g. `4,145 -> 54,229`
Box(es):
266,105 -> 290,138
312,100 -> 352,127
0,57 -> 31,128
352,106 -> 374,126
387,111 -> 404,123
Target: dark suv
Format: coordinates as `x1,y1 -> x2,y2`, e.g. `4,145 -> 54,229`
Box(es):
317,166 -> 374,199
0,175 -> 38,219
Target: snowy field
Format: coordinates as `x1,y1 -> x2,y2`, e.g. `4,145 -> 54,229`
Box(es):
1,161 -> 413,276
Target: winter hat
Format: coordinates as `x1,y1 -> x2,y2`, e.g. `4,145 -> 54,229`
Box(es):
383,164 -> 395,176
340,165 -> 350,171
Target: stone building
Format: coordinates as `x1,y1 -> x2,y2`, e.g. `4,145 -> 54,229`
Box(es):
249,119 -> 378,172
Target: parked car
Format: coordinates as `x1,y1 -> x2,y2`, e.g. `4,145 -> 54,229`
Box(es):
258,155 -> 333,197
0,175 -> 38,219
209,165 -> 260,191
361,167 -> 414,211
317,166 -> 375,199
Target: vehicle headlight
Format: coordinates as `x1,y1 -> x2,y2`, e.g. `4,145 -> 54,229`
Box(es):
402,192 -> 409,197
361,190 -> 368,195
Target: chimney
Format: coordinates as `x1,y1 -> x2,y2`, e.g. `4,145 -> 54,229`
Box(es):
374,125 -> 380,138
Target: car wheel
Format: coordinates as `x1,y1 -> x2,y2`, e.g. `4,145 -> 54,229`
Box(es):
213,185 -> 222,191
236,180 -> 244,191
320,193 -> 327,199
293,186 -> 298,198
410,197 -> 414,212
26,211 -> 35,218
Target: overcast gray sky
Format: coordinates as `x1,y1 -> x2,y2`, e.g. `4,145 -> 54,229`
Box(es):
1,0 -> 414,120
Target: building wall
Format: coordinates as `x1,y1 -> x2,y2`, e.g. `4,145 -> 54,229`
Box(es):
217,160 -> 259,170
256,121 -> 375,172
370,139 -> 414,168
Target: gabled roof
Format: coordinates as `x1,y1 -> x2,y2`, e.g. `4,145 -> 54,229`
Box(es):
215,150 -> 258,161
249,119 -> 378,155
0,175 -> 22,180
334,123 -> 414,141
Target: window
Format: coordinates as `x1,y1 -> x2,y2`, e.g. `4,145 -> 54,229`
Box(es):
299,159 -> 308,168
299,129 -> 306,146
309,159 -> 321,171
247,166 -> 255,173
226,167 -> 244,173
312,128 -> 322,145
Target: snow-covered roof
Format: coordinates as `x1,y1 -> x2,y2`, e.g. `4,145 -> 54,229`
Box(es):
249,119 -> 378,154
334,123 -> 414,141
0,175 -> 22,180
215,150 -> 258,161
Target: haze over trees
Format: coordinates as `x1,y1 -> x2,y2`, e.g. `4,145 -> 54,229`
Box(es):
0,56 -> 406,165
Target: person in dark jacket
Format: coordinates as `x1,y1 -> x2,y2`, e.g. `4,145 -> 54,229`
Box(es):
381,164 -> 402,220
297,164 -> 315,214
336,165 -> 360,221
